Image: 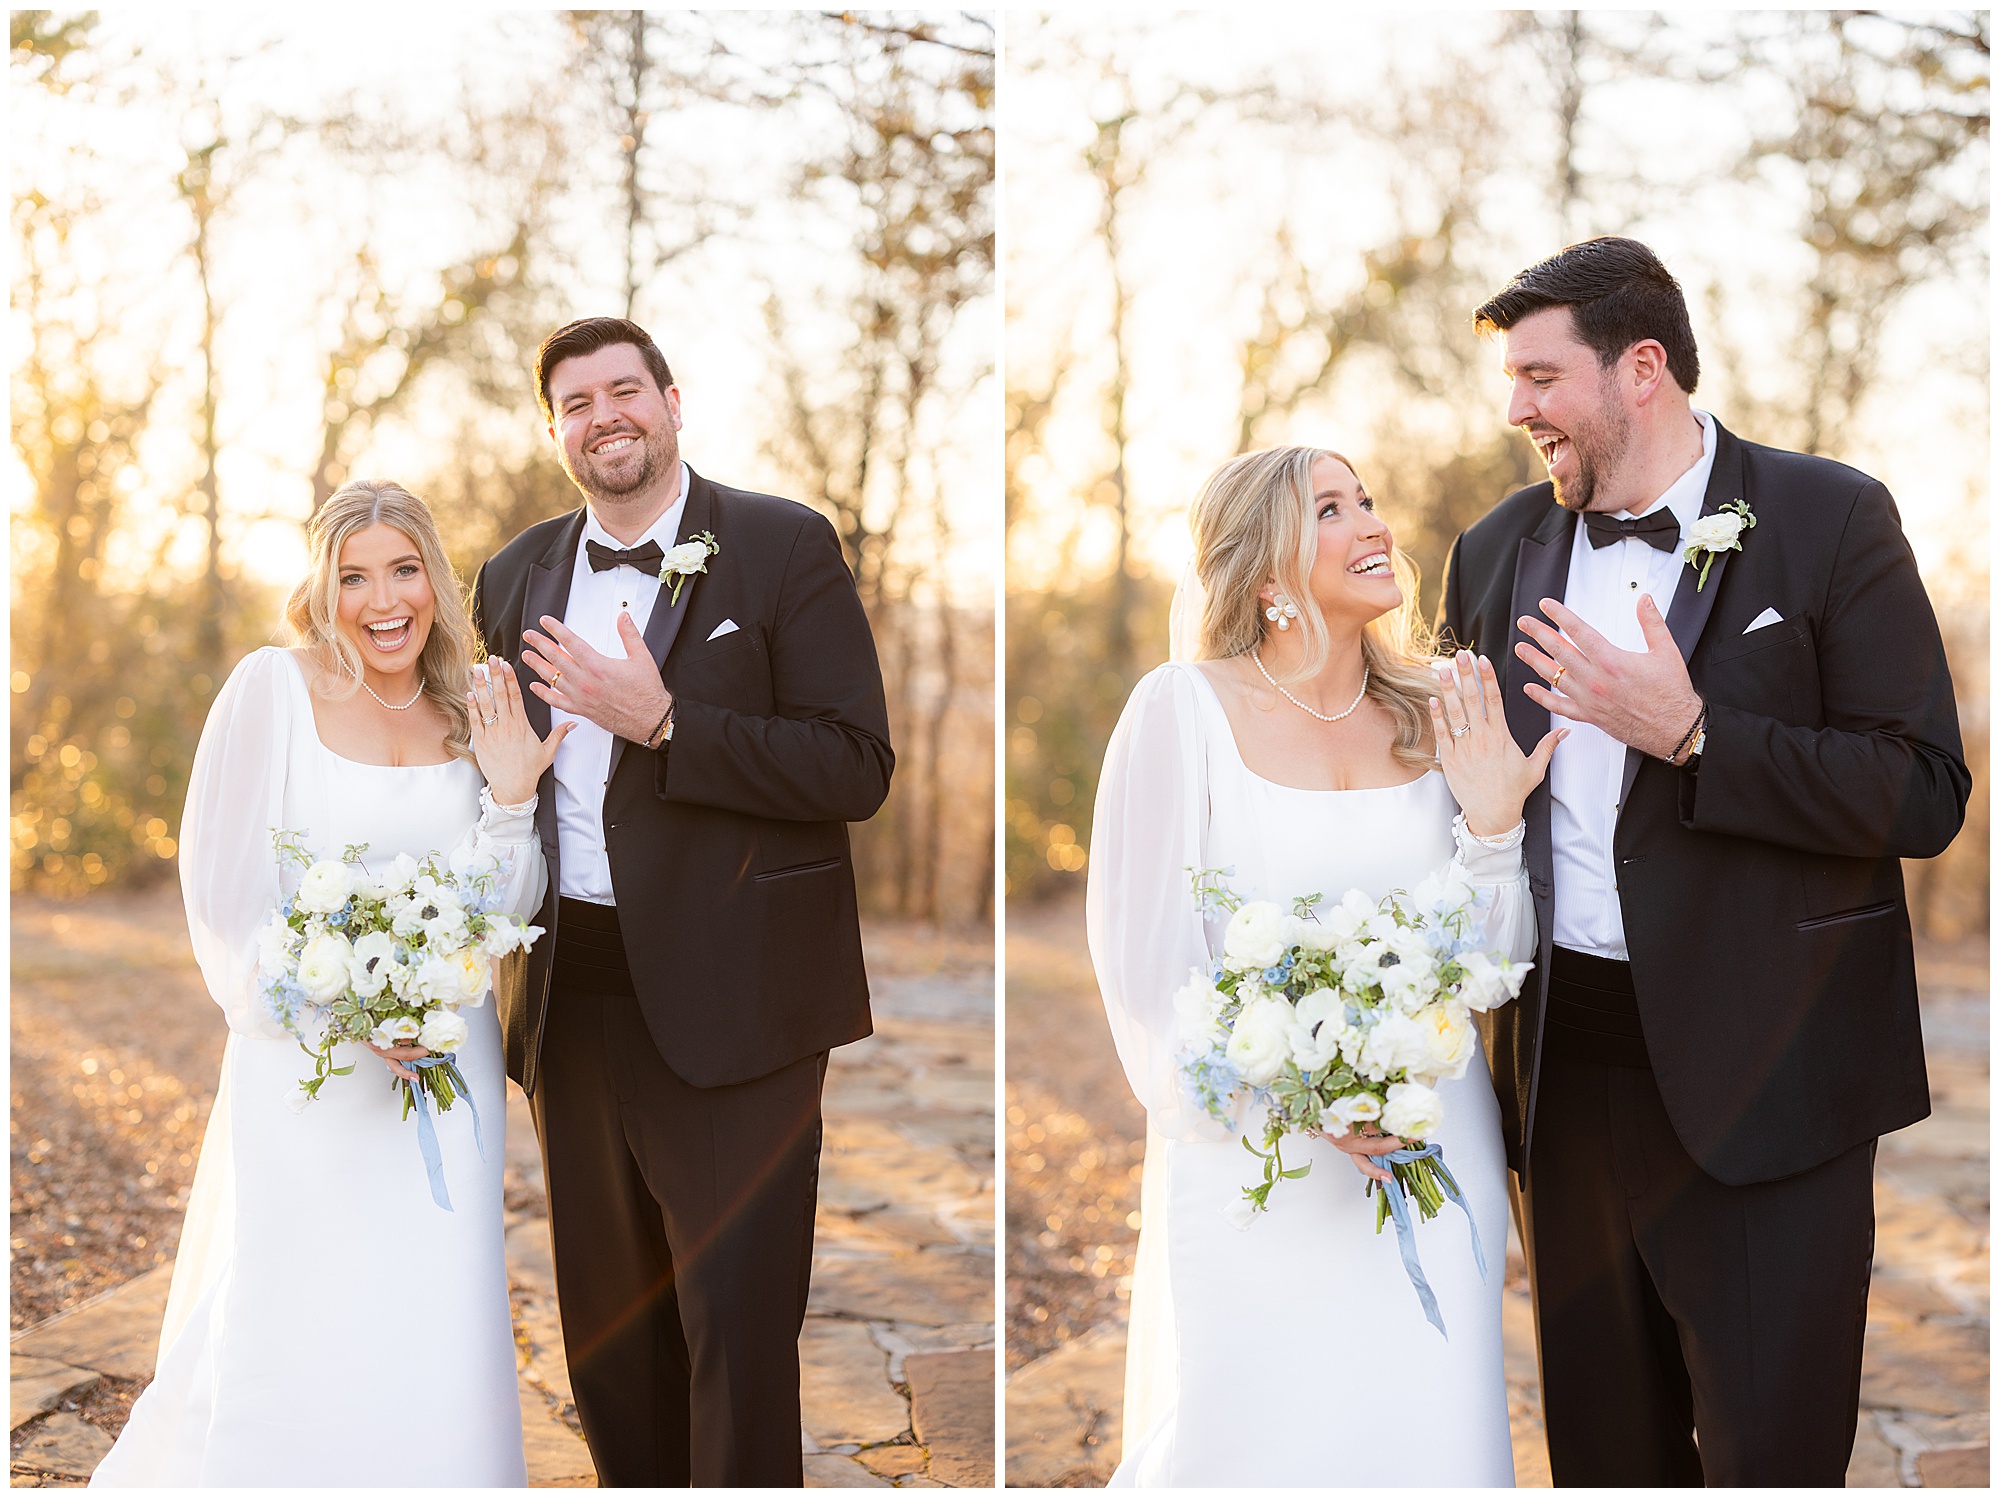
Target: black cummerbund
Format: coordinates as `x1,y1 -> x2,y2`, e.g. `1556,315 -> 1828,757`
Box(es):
1545,946 -> 1652,1070
551,896 -> 637,997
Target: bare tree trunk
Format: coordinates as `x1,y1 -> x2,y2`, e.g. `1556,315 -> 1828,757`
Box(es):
622,8 -> 648,318
182,144 -> 227,683
1092,114 -> 1136,682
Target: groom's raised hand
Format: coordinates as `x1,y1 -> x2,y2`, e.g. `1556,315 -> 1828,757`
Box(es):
522,613 -> 674,745
1516,596 -> 1704,761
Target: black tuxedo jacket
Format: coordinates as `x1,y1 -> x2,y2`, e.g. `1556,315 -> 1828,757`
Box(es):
471,466 -> 893,1096
1438,419 -> 1968,1185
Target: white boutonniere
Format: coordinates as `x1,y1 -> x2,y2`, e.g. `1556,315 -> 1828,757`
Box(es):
1682,499 -> 1755,592
658,531 -> 719,605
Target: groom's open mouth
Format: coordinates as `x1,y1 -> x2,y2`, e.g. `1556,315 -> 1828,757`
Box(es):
1531,430 -> 1569,473
590,433 -> 641,458
364,617 -> 413,652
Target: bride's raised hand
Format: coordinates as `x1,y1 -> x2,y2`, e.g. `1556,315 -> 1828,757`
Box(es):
1429,651 -> 1564,838
468,657 -> 572,806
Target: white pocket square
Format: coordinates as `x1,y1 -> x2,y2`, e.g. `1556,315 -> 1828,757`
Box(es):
1744,607 -> 1784,634
705,619 -> 740,642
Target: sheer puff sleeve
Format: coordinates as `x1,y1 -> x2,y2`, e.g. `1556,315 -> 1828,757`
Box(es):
1448,812 -> 1535,964
462,787 -> 547,924
178,648 -> 299,1039
1085,664 -> 1228,1142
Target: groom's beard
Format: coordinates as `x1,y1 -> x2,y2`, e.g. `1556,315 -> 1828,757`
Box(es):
566,422 -> 677,502
1550,403 -> 1633,514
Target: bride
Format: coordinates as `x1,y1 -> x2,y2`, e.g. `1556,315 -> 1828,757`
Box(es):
92,480 -> 567,1486
1088,446 -> 1561,1486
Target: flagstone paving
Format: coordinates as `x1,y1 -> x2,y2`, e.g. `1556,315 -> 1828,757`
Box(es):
11,898 -> 994,1488
1003,894 -> 1988,1488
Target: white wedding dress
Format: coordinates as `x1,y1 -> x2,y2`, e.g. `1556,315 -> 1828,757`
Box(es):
91,648 -> 543,1488
1088,662 -> 1532,1487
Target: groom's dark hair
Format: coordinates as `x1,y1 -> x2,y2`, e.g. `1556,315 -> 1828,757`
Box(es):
1474,237 -> 1700,394
535,317 -> 676,422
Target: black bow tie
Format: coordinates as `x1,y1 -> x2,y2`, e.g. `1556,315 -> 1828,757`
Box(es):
1582,509 -> 1681,552
586,539 -> 665,574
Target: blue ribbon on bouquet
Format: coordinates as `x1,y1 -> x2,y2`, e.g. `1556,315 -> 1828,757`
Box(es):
398,1053 -> 486,1212
1372,1141 -> 1486,1339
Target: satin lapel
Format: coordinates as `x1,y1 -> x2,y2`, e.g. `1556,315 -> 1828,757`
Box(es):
1504,501 -> 1576,757
606,469 -> 716,785
519,510 -> 586,744
1505,501 -> 1574,944
1617,422 -> 1747,808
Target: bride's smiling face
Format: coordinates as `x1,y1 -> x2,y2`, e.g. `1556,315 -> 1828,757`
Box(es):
1275,456 -> 1402,628
334,523 -> 435,675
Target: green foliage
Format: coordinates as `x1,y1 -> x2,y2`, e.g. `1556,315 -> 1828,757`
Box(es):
1005,569 -> 1172,901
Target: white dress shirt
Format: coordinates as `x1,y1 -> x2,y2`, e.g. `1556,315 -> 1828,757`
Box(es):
1550,412 -> 1715,959
551,461 -> 688,904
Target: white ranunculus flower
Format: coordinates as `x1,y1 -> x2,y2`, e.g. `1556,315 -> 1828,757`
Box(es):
1382,1080 -> 1445,1140
1221,1198 -> 1258,1231
294,860 -> 353,916
370,1014 -> 422,1048
1359,1011 -> 1433,1081
348,930 -> 398,998
1685,512 -> 1746,552
1456,950 -> 1531,1013
296,933 -> 353,1002
660,539 -> 713,575
1288,988 -> 1349,1071
1222,901 -> 1290,972
1415,1000 -> 1476,1083
1319,1092 -> 1383,1138
1320,889 -> 1377,946
417,1007 -> 469,1054
1173,971 -> 1227,1048
1225,993 -> 1296,1086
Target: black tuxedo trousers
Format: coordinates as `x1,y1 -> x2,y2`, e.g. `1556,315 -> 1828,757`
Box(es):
1438,421 -> 1968,1484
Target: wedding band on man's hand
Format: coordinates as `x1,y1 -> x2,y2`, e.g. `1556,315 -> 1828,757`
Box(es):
1549,665 -> 1566,689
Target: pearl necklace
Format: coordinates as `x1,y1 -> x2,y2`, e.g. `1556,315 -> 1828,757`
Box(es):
1251,648 -> 1369,724
360,676 -> 426,711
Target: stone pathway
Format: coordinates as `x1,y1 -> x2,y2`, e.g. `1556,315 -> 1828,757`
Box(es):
10,916 -> 994,1489
1004,893 -> 1988,1488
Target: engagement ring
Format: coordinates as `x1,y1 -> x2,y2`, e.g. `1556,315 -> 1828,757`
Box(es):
1452,723 -> 1471,737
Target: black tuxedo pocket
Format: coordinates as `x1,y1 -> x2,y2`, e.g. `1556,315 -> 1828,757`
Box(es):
683,627 -> 760,667
1706,615 -> 1810,664
1698,616 -> 1818,725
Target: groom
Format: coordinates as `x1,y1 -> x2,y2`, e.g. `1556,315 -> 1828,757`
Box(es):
1437,239 -> 1969,1485
471,316 -> 893,1486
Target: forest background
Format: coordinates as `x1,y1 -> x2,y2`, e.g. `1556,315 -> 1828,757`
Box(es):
12,8 -> 997,929
1005,10 -> 1988,938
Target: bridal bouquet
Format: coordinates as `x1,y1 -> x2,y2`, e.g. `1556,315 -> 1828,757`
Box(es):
1178,866 -> 1531,1331
256,830 -> 541,1208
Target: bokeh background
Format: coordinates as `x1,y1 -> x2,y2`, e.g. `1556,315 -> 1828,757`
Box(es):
13,8 -> 995,925
1003,11 -> 1989,1486
11,12 -> 996,1481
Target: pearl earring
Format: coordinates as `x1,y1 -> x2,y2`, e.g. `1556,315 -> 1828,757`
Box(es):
1263,594 -> 1299,631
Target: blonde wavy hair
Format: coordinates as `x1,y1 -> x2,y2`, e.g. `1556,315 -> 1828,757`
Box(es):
1191,445 -> 1440,771
285,479 -> 477,764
